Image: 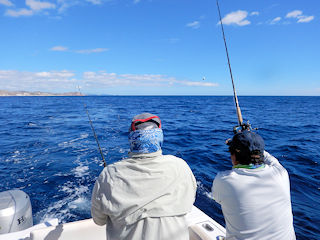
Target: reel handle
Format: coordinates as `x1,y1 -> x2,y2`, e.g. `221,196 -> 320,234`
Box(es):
233,121 -> 257,134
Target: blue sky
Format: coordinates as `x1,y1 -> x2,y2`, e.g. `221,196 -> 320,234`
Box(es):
0,0 -> 319,95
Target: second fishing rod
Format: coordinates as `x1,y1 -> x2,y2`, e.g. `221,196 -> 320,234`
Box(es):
78,86 -> 107,168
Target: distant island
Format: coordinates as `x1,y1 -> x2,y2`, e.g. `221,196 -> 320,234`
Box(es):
0,90 -> 84,96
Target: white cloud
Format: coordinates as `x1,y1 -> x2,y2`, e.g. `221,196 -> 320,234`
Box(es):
35,70 -> 75,78
270,17 -> 281,24
3,0 -> 101,17
0,70 -> 76,91
86,0 -> 102,5
179,81 -> 218,87
133,0 -> 141,4
0,70 -> 218,93
58,0 -> 106,12
3,0 -> 109,17
5,0 -> 56,17
57,0 -> 77,13
286,10 -> 302,18
297,16 -> 314,23
75,48 -> 109,54
5,8 -> 33,17
0,0 -> 13,7
82,71 -> 219,88
285,10 -> 314,23
220,10 -> 250,26
186,21 -> 200,29
50,46 -> 108,53
250,11 -> 259,16
26,0 -> 56,11
50,46 -> 68,51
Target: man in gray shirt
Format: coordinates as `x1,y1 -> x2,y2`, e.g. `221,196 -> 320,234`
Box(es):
91,113 -> 197,240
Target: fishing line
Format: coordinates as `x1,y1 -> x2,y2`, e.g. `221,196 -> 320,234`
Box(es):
216,0 -> 251,133
77,86 -> 107,167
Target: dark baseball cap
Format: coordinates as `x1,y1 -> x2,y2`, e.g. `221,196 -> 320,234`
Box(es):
227,130 -> 265,154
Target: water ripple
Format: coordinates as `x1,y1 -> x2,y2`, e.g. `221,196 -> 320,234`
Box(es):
0,96 -> 319,239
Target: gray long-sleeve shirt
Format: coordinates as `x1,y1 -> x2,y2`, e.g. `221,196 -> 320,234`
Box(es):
91,150 -> 197,240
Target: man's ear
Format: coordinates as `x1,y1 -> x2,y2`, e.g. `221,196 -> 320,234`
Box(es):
231,154 -> 238,165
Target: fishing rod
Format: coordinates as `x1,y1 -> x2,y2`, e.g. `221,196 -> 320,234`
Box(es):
78,86 -> 107,167
216,0 -> 252,134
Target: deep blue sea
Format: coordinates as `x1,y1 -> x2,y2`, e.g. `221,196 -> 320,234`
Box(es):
0,96 -> 319,239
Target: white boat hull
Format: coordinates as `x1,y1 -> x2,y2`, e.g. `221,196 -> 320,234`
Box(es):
0,206 -> 225,240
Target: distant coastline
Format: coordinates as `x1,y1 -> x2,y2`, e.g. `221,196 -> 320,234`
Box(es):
0,90 -> 83,96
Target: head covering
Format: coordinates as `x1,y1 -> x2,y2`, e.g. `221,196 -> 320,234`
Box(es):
129,113 -> 163,153
228,130 -> 265,164
130,113 -> 161,132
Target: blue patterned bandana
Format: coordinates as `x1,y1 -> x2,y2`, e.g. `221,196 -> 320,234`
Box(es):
129,128 -> 163,153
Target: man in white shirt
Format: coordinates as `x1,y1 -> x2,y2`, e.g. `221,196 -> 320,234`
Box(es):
212,130 -> 296,240
91,113 -> 197,240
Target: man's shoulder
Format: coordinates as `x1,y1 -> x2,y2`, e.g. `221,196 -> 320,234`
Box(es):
101,158 -> 132,175
162,154 -> 183,160
213,169 -> 239,187
161,154 -> 189,165
215,169 -> 234,179
159,155 -> 195,176
99,158 -> 129,174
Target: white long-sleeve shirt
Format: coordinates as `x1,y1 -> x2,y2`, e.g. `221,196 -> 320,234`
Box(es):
212,151 -> 296,240
91,150 -> 197,240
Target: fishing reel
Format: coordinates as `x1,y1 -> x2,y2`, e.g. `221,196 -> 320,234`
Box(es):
233,121 -> 257,134
226,121 -> 257,145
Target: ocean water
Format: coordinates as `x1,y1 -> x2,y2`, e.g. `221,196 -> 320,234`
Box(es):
0,96 -> 319,239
